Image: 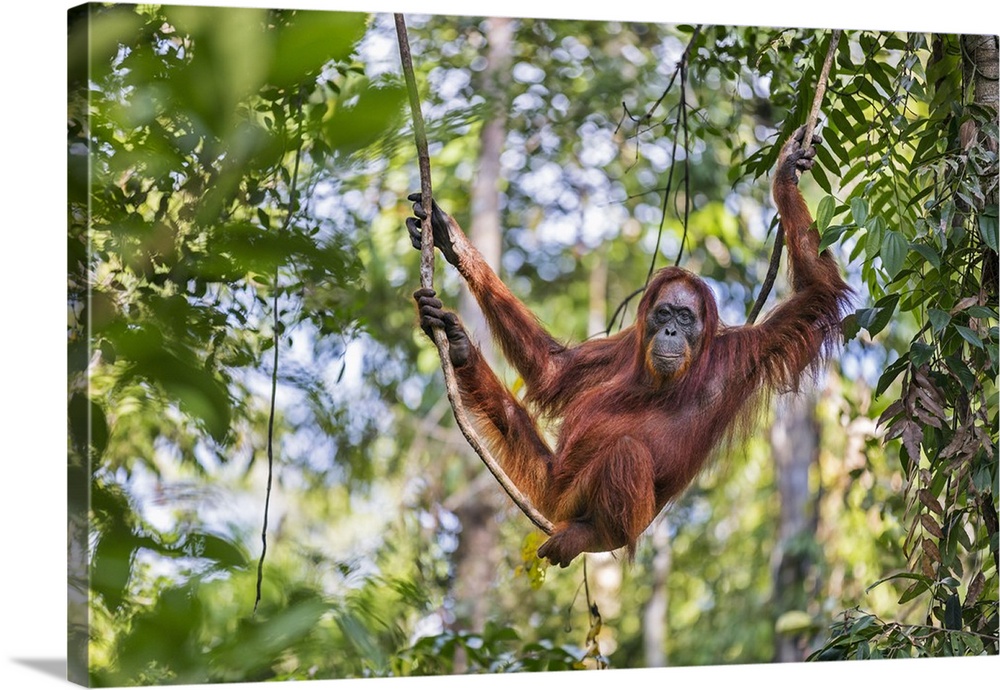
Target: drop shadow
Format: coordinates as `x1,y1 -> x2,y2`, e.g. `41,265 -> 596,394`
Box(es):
11,658 -> 66,680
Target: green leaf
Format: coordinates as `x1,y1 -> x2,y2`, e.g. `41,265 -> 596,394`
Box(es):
819,224 -> 849,252
858,294 -> 899,337
811,163 -> 833,194
980,207 -> 999,252
865,571 -> 934,607
909,242 -> 941,269
967,305 -> 998,319
869,60 -> 894,96
874,293 -> 899,310
928,308 -> 951,333
850,197 -> 869,226
898,579 -> 931,605
849,235 -> 867,263
910,342 -> 934,367
864,225 -> 883,260
973,463 -> 992,493
855,307 -> 877,329
944,593 -> 962,631
849,614 -> 876,635
841,93 -> 867,125
880,230 -> 908,278
954,325 -> 984,349
268,11 -> 368,87
876,353 -> 910,397
944,354 -> 977,392
841,313 -> 860,341
825,129 -> 851,167
816,195 -> 836,233
325,82 -> 407,154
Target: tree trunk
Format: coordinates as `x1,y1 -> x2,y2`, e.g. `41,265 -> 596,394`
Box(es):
642,515 -> 671,667
962,33 -> 999,568
963,35 -> 998,107
449,499 -> 500,631
587,249 -> 608,338
449,17 -> 514,649
458,16 -> 513,359
770,390 -> 820,662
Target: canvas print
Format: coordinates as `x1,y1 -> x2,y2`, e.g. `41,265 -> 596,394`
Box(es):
67,2 -> 998,686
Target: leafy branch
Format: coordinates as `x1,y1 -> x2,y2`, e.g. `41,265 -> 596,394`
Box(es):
747,28 -> 841,324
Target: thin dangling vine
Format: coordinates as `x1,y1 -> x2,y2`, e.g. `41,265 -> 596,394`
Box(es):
254,91 -> 305,614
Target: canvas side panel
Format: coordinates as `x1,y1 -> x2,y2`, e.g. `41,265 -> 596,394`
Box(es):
67,4 -> 95,686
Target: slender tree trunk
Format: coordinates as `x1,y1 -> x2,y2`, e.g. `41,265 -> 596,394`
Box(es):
962,33 -> 999,567
587,248 -> 608,338
770,390 -> 820,662
643,516 -> 671,666
449,17 -> 514,649
458,17 -> 513,358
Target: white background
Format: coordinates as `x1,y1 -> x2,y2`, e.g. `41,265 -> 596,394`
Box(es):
2,1 -> 998,688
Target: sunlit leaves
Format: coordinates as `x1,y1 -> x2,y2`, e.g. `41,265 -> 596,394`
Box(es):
515,532 -> 549,590
209,594 -> 331,676
396,622 -> 587,674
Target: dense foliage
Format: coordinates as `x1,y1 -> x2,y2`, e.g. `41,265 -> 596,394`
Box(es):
67,5 -> 997,685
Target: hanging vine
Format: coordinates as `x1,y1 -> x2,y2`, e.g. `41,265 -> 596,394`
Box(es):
254,89 -> 306,614
393,14 -> 554,535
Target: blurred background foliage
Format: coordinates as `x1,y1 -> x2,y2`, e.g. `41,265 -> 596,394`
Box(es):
67,4 -> 997,685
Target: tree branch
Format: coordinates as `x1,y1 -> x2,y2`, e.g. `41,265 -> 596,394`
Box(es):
745,223 -> 785,325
